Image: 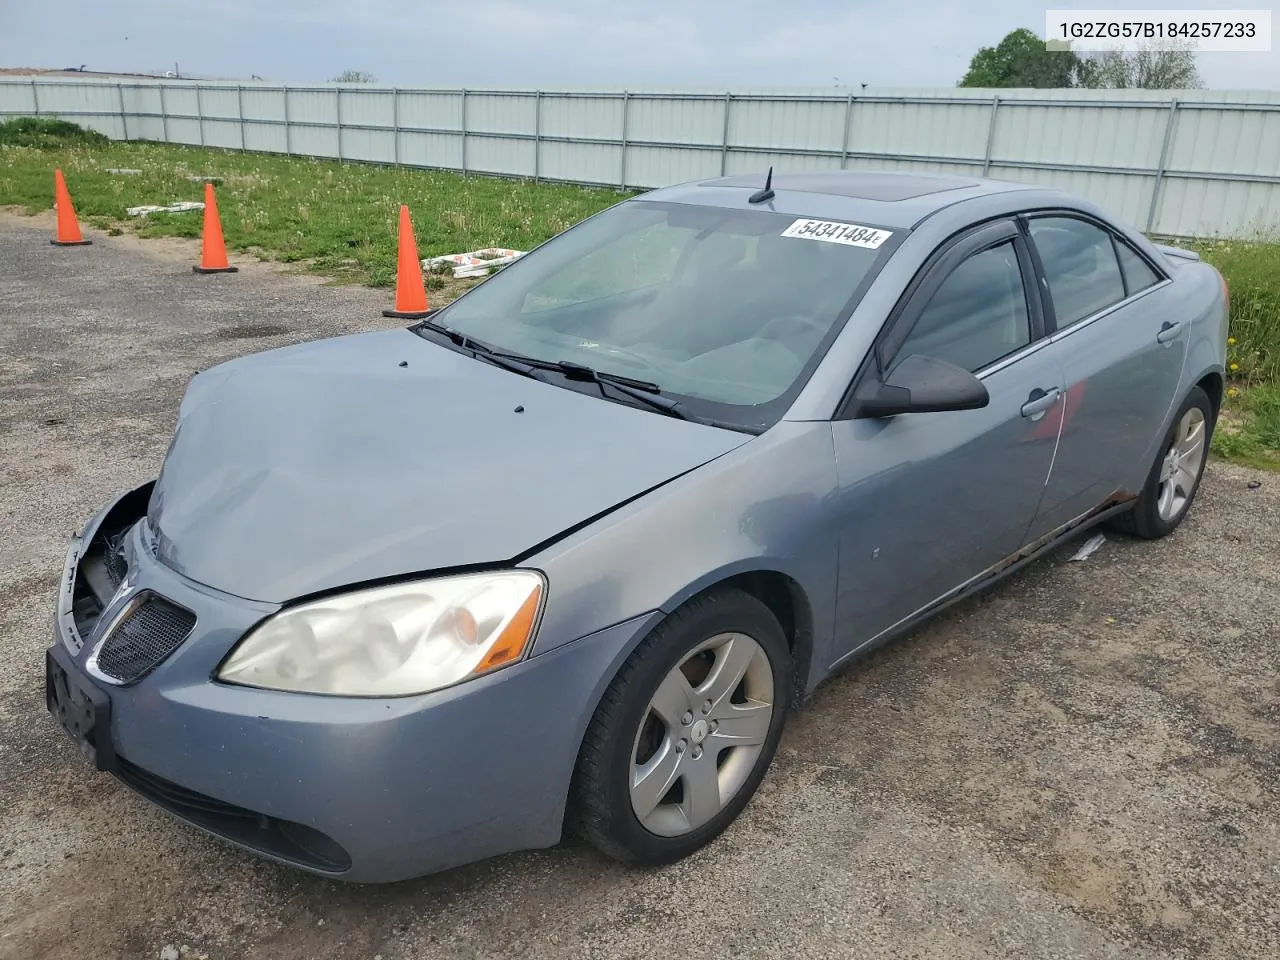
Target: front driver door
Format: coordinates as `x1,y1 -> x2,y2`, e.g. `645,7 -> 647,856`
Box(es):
827,219 -> 1065,665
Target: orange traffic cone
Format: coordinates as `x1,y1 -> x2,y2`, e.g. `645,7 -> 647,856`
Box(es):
194,182 -> 237,274
51,169 -> 92,246
382,204 -> 431,319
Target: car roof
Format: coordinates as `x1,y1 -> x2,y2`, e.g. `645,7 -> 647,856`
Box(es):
638,170 -> 1046,230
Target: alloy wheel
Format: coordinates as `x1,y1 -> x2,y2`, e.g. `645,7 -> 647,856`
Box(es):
628,632 -> 775,837
1156,406 -> 1207,522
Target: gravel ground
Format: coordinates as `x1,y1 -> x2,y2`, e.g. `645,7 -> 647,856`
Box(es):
1,212 -> 1277,960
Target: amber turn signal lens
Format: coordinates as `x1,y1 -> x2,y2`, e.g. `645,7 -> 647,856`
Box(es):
474,582 -> 543,675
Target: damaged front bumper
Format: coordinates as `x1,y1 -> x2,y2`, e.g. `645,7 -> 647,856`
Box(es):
46,484 -> 659,882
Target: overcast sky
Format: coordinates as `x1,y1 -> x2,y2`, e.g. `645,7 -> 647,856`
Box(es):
2,0 -> 1276,89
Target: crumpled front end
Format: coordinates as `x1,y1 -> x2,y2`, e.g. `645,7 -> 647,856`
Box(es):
141,328 -> 750,605
46,484 -> 659,882
54,481 -> 155,666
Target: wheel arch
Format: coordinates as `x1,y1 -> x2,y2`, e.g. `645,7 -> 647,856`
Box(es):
656,565 -> 817,705
560,566 -> 815,843
713,570 -> 815,705
1196,369 -> 1224,423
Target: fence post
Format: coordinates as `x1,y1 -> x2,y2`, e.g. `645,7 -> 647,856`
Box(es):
31,78 -> 39,116
237,84 -> 246,151
159,83 -> 169,142
282,86 -> 291,155
460,88 -> 468,176
1146,98 -> 1179,233
118,83 -> 129,140
392,87 -> 400,166
534,90 -> 542,183
840,92 -> 854,168
982,95 -> 1000,175
336,88 -> 344,161
620,91 -> 631,189
196,84 -> 205,146
720,93 -> 732,176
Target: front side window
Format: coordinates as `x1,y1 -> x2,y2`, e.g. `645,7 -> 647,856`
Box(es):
891,240 -> 1032,374
432,200 -> 899,427
1028,216 -> 1126,328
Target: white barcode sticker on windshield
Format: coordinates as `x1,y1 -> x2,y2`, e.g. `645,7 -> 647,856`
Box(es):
781,218 -> 893,249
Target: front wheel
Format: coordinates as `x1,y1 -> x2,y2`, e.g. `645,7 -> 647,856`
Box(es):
570,588 -> 792,865
1111,385 -> 1215,540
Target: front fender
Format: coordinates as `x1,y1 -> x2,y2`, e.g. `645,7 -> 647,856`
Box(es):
526,420 -> 840,695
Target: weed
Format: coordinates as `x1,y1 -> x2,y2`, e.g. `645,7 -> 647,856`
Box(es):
0,140 -> 632,287
1194,239 -> 1280,385
1212,384 -> 1280,470
0,132 -> 1276,466
0,117 -> 110,149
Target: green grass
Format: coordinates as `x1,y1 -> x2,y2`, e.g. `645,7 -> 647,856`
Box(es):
1,120 -> 1277,467
0,116 -> 110,149
1188,239 -> 1280,470
0,133 -> 633,287
1212,384 -> 1280,470
1192,239 -> 1280,386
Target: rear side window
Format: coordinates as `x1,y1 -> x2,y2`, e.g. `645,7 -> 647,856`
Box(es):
892,240 -> 1031,374
1115,240 -> 1162,294
1028,217 -> 1125,328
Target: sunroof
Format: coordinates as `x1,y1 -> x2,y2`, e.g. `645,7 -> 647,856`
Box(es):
704,171 -> 981,202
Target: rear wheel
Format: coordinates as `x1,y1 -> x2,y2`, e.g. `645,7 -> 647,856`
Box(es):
1111,385 -> 1214,540
571,588 -> 791,865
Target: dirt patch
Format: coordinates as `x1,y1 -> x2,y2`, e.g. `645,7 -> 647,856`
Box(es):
0,208 -> 327,285
215,323 -> 294,340
1,216 -> 1278,960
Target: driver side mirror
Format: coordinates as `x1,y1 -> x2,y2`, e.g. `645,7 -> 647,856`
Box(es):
850,354 -> 990,419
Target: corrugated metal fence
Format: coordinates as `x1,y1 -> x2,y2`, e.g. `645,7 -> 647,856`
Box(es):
2,78 -> 1279,238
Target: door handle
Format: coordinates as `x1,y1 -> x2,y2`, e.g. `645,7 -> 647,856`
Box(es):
1021,387 -> 1061,420
1156,320 -> 1183,344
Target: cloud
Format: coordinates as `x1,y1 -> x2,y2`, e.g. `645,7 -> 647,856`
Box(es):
1,0 -> 1274,88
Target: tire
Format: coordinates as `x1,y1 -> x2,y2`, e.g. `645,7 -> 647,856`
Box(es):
570,588 -> 792,866
1110,385 -> 1215,540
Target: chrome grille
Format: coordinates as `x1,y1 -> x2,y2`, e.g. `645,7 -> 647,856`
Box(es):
95,594 -> 196,683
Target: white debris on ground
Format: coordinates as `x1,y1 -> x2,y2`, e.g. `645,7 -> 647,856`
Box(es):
105,168 -> 143,175
184,175 -> 221,183
159,946 -> 179,960
423,247 -> 526,279
1069,532 -> 1107,562
126,201 -> 205,218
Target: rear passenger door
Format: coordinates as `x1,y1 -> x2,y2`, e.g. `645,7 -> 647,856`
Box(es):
828,219 -> 1065,660
1021,214 -> 1184,539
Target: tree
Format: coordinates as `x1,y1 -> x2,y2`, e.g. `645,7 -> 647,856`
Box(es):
1078,50 -> 1131,88
958,28 -> 1083,88
1079,43 -> 1204,89
332,70 -> 376,83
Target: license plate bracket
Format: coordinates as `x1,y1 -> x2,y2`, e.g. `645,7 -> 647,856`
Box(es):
45,646 -> 115,772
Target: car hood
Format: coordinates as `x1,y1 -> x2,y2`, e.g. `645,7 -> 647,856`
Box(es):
146,328 -> 751,603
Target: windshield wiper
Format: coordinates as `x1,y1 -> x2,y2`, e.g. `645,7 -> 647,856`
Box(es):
551,360 -> 656,391
551,361 -> 690,419
414,323 -> 690,421
417,316 -> 471,349
472,350 -> 553,381
416,320 -> 553,382
481,351 -> 690,421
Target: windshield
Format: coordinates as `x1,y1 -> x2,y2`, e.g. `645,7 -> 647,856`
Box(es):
431,199 -> 900,430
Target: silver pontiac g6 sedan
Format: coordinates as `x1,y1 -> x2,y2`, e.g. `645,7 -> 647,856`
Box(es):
46,170 -> 1228,882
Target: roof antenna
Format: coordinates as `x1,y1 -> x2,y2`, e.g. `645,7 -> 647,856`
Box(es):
748,166 -> 775,204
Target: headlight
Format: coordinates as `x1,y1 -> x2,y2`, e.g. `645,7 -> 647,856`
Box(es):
216,571 -> 545,697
